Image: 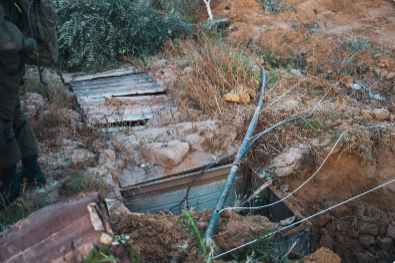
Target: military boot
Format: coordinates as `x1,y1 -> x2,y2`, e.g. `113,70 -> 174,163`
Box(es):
0,164 -> 20,210
17,154 -> 46,184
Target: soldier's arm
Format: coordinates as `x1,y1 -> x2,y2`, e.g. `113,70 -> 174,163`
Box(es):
0,4 -> 32,52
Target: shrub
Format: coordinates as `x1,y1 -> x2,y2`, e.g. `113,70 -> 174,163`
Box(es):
55,0 -> 193,73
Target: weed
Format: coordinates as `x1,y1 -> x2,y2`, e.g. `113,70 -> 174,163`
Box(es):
0,190 -> 48,231
244,232 -> 282,262
178,211 -> 211,259
63,243 -> 117,263
66,171 -> 104,197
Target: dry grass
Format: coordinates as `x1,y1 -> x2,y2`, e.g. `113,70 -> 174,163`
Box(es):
165,35 -> 262,118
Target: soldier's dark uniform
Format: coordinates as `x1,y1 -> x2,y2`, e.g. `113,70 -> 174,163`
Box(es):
0,2 -> 45,209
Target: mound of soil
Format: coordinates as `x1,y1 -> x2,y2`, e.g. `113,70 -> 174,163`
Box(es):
116,208 -> 279,262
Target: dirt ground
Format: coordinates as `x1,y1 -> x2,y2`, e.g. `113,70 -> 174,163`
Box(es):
2,0 -> 395,262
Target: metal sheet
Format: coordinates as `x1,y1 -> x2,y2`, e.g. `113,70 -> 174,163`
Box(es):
0,187 -> 130,263
62,65 -> 141,83
122,165 -> 245,215
81,95 -> 173,123
67,71 -> 169,124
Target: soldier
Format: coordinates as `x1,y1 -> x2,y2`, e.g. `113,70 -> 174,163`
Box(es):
0,2 -> 46,210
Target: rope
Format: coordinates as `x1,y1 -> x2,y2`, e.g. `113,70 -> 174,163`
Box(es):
212,176 -> 395,259
219,129 -> 352,214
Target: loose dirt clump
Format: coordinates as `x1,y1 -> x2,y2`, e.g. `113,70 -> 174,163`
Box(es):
118,210 -> 278,262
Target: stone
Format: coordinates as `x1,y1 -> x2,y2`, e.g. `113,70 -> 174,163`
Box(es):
142,140 -> 189,168
320,234 -> 333,249
385,72 -> 395,80
185,133 -> 205,151
353,205 -> 365,217
390,114 -> 394,122
359,235 -> 375,248
331,204 -> 351,218
325,223 -> 336,238
361,109 -> 373,120
103,149 -> 116,162
374,68 -> 388,78
361,224 -> 379,236
220,209 -> 232,218
371,108 -> 390,120
336,224 -> 342,231
313,212 -> 332,227
387,225 -> 395,240
376,251 -> 392,262
376,237 -> 393,250
356,252 -> 376,263
290,69 -> 303,76
349,230 -> 359,239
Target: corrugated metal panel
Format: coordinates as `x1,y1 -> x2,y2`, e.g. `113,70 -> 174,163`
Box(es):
65,68 -> 171,124
122,165 -> 245,215
62,65 -> 141,83
0,187 -> 130,263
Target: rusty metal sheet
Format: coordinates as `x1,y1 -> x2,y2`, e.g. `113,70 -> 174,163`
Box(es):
0,187 -> 129,263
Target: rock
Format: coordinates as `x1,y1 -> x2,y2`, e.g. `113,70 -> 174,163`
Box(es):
325,223 -> 336,238
361,224 -> 379,236
320,234 -> 333,249
185,133 -> 205,151
362,109 -> 373,120
102,149 -> 116,162
269,147 -> 305,177
142,140 -> 189,168
349,230 -> 359,239
374,68 -> 388,78
356,252 -> 376,263
371,108 -> 390,120
312,212 -> 332,227
390,114 -> 394,122
359,235 -> 375,248
290,69 -> 302,76
353,205 -> 365,217
385,72 -> 395,80
220,209 -> 232,218
336,224 -> 342,231
376,237 -> 393,250
376,250 -> 392,262
331,204 -> 351,218
340,76 -> 354,84
387,225 -> 395,240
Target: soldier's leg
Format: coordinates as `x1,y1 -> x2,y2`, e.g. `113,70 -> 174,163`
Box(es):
14,93 -> 46,184
0,51 -> 23,209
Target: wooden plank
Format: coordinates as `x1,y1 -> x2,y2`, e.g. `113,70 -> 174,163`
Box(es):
62,66 -> 141,83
